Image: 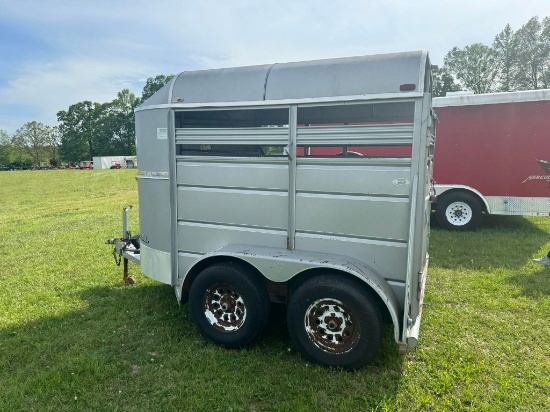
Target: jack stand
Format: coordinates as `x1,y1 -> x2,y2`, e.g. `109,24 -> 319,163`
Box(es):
123,258 -> 135,284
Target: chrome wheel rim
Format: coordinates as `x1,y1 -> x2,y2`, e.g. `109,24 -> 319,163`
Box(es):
304,298 -> 360,354
203,284 -> 246,332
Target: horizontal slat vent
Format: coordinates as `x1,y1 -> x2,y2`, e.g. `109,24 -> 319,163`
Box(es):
297,123 -> 414,145
176,127 -> 289,145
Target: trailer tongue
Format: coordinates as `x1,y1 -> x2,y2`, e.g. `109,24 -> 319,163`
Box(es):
105,206 -> 140,284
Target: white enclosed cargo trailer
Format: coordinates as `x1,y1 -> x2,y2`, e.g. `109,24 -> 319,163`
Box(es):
107,51 -> 436,369
92,156 -> 137,170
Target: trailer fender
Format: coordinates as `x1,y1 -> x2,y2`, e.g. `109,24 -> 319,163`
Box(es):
182,244 -> 404,345
434,186 -> 487,230
435,184 -> 490,213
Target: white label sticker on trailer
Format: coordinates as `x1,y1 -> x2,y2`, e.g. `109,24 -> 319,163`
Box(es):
392,178 -> 410,186
157,128 -> 167,140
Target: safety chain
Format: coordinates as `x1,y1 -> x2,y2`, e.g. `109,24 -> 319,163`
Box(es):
112,247 -> 122,266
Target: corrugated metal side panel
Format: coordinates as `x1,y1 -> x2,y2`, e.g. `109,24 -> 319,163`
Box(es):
293,120 -> 414,282
173,118 -> 415,282
294,157 -> 412,282
176,157 -> 289,255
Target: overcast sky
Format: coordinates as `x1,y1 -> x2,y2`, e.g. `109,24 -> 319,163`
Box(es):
0,0 -> 547,133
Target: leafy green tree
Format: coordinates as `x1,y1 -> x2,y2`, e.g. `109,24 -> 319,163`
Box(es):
514,17 -> 550,89
12,121 -> 54,166
0,129 -> 15,165
57,75 -> 175,163
444,43 -> 498,94
46,126 -> 61,166
92,90 -> 139,156
493,24 -> 519,92
92,102 -> 117,155
58,101 -> 102,163
140,74 -> 175,103
543,17 -> 550,88
432,67 -> 461,97
109,89 -> 139,155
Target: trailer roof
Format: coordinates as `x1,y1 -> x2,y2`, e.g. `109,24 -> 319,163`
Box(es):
140,51 -> 430,109
433,89 -> 550,107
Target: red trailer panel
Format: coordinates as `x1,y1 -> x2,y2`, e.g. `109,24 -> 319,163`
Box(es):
433,90 -> 550,230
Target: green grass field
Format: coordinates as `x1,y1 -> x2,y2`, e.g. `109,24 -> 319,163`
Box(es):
1,170 -> 549,411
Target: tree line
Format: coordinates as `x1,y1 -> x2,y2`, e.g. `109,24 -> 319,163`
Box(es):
1,15 -> 548,168
0,75 -> 173,168
435,16 -> 549,96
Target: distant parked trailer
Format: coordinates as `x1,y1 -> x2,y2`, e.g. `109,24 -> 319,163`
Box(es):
432,90 -> 550,230
78,161 -> 93,169
92,156 -> 137,170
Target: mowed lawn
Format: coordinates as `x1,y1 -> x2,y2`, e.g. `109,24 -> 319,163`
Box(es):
0,169 -> 549,411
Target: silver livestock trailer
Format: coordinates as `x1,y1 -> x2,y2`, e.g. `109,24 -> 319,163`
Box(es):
107,51 -> 436,370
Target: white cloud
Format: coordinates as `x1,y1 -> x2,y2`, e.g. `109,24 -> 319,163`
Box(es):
0,0 -> 548,133
0,57 -> 153,131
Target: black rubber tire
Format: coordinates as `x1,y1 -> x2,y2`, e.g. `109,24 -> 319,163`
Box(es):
435,192 -> 483,231
287,275 -> 383,370
189,262 -> 269,349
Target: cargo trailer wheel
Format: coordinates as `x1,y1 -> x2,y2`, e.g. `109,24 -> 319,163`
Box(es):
435,192 -> 482,231
287,275 -> 383,370
189,263 -> 269,349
